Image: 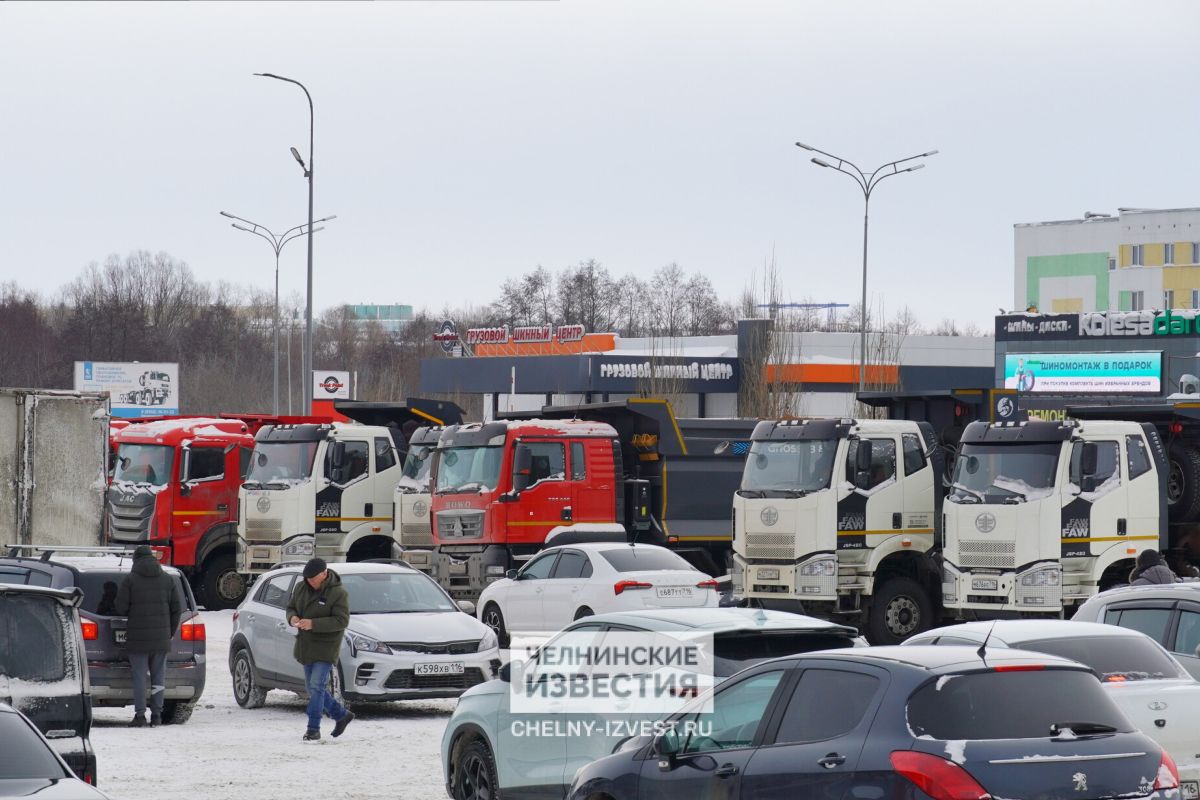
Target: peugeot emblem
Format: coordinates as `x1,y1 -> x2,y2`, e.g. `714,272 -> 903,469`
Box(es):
413,500 -> 428,517
760,507 -> 779,527
1072,773 -> 1087,792
1148,700 -> 1168,711
975,513 -> 996,533
256,495 -> 271,514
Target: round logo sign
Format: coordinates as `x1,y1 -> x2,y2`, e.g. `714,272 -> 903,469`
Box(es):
435,319 -> 459,354
760,507 -> 779,527
412,500 -> 428,517
256,495 -> 271,514
975,512 -> 996,533
320,375 -> 344,395
1148,700 -> 1168,711
996,397 -> 1014,419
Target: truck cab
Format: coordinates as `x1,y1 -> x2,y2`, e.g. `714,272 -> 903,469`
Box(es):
731,418 -> 943,644
393,425 -> 445,575
942,419 -> 1166,617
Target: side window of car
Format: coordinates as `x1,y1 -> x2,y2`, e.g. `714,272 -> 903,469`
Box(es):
1104,606 -> 1172,644
257,574 -> 294,608
1174,609 -> 1200,657
0,566 -> 52,587
375,437 -> 397,472
773,669 -> 880,744
570,442 -> 587,481
902,433 -> 926,476
1126,436 -> 1152,481
845,439 -> 897,490
520,553 -> 558,581
682,670 -> 785,754
551,551 -> 589,579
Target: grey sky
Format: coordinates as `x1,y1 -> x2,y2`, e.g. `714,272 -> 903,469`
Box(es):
1,1 -> 1197,330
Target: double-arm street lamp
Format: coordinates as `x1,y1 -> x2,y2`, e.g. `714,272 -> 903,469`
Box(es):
220,212 -> 336,414
795,142 -> 937,392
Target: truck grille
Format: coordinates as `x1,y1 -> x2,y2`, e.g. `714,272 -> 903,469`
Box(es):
108,502 -> 153,541
245,519 -> 283,542
386,640 -> 480,655
399,523 -> 433,547
383,667 -> 486,690
745,533 -> 795,560
436,511 -> 484,540
957,540 -> 1015,568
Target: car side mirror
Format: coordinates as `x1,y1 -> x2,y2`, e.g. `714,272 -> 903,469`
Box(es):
656,729 -> 681,769
498,661 -> 512,683
505,569 -> 519,580
457,600 -> 476,615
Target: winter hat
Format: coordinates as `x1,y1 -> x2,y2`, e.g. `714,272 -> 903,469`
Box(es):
1136,549 -> 1162,569
303,557 -> 327,580
133,545 -> 154,559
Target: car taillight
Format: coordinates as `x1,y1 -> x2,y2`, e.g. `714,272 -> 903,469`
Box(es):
890,751 -> 991,800
992,664 -> 1044,672
614,580 -> 652,595
1155,750 -> 1181,790
696,579 -> 720,589
181,620 -> 206,641
80,620 -> 98,641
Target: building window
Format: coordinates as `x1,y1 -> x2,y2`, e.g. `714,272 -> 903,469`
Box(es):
1131,291 -> 1145,311
1132,244 -> 1144,266
1165,243 -> 1175,265
1193,289 -> 1200,310
1108,257 -> 1116,271
1193,243 -> 1200,264
1165,290 -> 1175,309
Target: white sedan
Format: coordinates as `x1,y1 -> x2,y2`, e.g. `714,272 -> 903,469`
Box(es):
477,542 -> 719,643
905,619 -> 1200,798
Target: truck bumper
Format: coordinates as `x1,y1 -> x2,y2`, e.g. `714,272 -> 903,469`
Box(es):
731,553 -> 838,603
942,562 -> 1067,616
432,546 -> 509,601
402,548 -> 435,574
239,535 -> 314,574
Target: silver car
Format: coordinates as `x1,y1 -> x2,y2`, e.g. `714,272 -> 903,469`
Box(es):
1074,581 -> 1200,680
229,561 -> 501,707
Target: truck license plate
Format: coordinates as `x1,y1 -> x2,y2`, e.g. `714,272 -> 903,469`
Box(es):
115,630 -> 126,644
414,661 -> 464,676
757,568 -> 780,581
656,587 -> 693,599
1183,781 -> 1198,800
253,548 -> 271,559
971,578 -> 999,591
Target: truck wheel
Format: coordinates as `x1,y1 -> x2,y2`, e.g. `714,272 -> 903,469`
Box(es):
232,649 -> 267,709
202,555 -> 246,610
160,700 -> 195,725
482,604 -> 509,648
453,738 -> 499,800
866,576 -> 932,645
1168,443 -> 1200,523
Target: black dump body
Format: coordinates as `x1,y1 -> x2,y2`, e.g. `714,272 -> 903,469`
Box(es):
501,399 -> 756,572
335,398 -> 465,457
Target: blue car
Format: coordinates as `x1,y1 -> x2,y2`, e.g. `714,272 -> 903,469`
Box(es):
568,645 -> 1182,800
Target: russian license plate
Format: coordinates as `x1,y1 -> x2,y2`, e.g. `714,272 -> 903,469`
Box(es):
1183,781 -> 1199,799
115,630 -> 127,644
414,661 -> 464,676
656,587 -> 694,600
971,578 -> 999,591
757,568 -> 781,581
253,548 -> 271,560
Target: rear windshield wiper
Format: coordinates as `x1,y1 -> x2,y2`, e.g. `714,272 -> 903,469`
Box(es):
1051,721 -> 1118,737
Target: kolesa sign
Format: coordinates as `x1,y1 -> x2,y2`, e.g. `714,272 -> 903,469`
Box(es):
997,310 -> 1200,341
1003,352 -> 1161,394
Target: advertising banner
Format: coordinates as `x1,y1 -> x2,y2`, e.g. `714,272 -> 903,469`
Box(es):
312,370 -> 353,400
1002,352 -> 1161,394
74,361 -> 180,418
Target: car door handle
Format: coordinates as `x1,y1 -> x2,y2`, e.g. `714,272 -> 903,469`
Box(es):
715,764 -> 740,778
818,753 -> 846,769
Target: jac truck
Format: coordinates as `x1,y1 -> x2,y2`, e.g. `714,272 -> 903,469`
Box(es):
393,424 -> 445,575
238,399 -> 463,576
731,418 -> 944,644
427,399 -> 756,601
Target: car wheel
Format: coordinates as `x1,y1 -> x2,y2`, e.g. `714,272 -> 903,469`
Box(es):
160,700 -> 195,725
573,606 -> 594,620
482,603 -> 509,648
232,648 -> 267,709
454,738 -> 499,800
866,576 -> 932,645
202,554 -> 246,610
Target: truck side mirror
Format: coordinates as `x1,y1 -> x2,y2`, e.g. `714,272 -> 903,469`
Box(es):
1079,442 -> 1099,493
331,441 -> 347,469
853,440 -> 873,489
179,448 -> 191,483
513,445 -> 533,493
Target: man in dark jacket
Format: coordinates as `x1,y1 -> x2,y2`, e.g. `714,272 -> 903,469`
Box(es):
1130,549 -> 1179,586
115,545 -> 182,727
287,557 -> 354,741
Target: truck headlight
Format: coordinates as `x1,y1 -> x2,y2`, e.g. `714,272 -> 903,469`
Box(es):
283,540 -> 314,557
478,629 -> 499,652
346,632 -> 392,657
799,557 -> 836,577
1020,568 -> 1060,587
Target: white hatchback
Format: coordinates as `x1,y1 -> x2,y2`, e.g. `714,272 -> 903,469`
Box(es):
476,543 -> 719,643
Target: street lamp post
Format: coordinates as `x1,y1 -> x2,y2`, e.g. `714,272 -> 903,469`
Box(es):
219,212 -> 335,414
255,72 -> 316,412
795,142 -> 937,393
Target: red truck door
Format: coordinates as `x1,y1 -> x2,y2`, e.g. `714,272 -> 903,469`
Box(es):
568,440 -> 617,525
173,444 -> 232,566
509,440 -> 572,545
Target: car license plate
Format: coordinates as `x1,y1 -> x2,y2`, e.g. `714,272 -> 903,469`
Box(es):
971,578 -> 999,591
757,568 -> 780,581
115,630 -> 126,644
414,661 -> 464,676
656,587 -> 694,599
1183,781 -> 1199,800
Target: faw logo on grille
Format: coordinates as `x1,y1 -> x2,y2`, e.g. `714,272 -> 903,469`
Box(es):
975,513 -> 996,533
760,507 -> 779,526
412,500 -> 428,517
256,496 -> 271,514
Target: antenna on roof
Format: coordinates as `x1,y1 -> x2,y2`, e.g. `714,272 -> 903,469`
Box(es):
976,620 -> 998,661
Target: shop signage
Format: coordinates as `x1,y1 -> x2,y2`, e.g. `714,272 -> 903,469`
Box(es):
463,324 -> 590,346
1002,352 -> 1161,394
997,311 -> 1200,341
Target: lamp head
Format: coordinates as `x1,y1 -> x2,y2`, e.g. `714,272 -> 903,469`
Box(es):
290,147 -> 306,169
795,142 -> 815,151
811,157 -> 833,168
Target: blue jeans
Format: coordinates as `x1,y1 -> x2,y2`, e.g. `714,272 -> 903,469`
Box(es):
303,662 -> 347,732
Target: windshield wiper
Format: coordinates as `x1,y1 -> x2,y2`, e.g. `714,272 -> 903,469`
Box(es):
950,484 -> 985,504
443,482 -> 487,495
242,480 -> 263,490
736,489 -> 766,498
1051,721 -> 1118,737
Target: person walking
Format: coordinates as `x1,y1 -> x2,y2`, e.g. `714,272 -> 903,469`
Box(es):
287,557 -> 354,741
1130,549 -> 1178,586
115,545 -> 182,727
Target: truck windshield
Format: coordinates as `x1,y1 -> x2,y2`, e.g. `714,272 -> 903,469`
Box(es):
245,441 -> 320,486
113,443 -> 174,487
949,442 -> 1060,504
740,440 -> 837,496
436,446 -> 504,494
398,444 -> 433,492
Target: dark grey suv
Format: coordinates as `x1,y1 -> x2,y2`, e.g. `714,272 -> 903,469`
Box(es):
0,549 -> 206,724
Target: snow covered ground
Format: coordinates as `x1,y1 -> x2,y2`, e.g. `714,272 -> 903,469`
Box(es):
90,611 -> 455,800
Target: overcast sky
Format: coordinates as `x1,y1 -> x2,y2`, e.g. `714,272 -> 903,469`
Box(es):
2,1 -> 1197,330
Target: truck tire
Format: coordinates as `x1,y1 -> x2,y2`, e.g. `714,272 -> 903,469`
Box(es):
1168,443 -> 1200,523
160,700 -> 195,725
866,576 -> 933,645
202,554 -> 247,610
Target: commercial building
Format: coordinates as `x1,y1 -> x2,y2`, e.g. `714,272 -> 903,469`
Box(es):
1015,207 -> 1200,314
345,304 -> 413,335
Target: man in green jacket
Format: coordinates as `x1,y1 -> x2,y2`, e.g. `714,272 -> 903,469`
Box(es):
287,557 -> 354,741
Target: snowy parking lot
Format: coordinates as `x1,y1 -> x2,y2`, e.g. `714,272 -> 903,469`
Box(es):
90,611 -> 454,800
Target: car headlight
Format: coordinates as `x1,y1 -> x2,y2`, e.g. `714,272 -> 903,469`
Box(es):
346,632 -> 392,657
799,557 -> 836,577
478,628 -> 499,652
283,539 -> 314,557
1020,568 -> 1061,587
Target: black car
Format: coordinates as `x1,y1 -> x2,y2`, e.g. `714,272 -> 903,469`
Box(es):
568,645 -> 1182,800
0,703 -> 110,799
0,583 -> 96,787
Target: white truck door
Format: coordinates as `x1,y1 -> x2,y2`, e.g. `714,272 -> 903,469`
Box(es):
1060,440 -> 1126,560
837,437 -> 903,552
1123,433 -> 1159,549
372,436 -> 401,527
899,431 -> 936,534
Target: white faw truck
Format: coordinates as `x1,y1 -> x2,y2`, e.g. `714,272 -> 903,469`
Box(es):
942,418 -> 1165,616
392,425 -> 443,575
731,418 -> 944,644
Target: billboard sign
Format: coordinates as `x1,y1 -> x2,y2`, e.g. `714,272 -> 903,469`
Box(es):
74,361 -> 180,418
1003,352 -> 1161,394
313,370 -> 352,400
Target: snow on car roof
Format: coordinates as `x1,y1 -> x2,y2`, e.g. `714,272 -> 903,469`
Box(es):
913,619 -> 1148,643
583,607 -> 857,635
811,644 -> 1088,673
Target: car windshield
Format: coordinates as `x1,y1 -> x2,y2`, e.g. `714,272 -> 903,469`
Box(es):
600,548 -> 696,573
245,441 -> 320,485
949,442 -> 1060,504
740,440 -> 837,496
0,595 -> 71,682
112,443 -> 174,487
340,572 -> 457,613
398,444 -> 433,491
435,446 -> 504,493
908,669 -> 1131,740
0,713 -> 68,780
713,632 -> 855,678
1018,635 -> 1188,681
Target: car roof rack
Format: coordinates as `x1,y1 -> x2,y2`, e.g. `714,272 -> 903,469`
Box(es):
360,558 -> 414,569
4,544 -> 138,561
